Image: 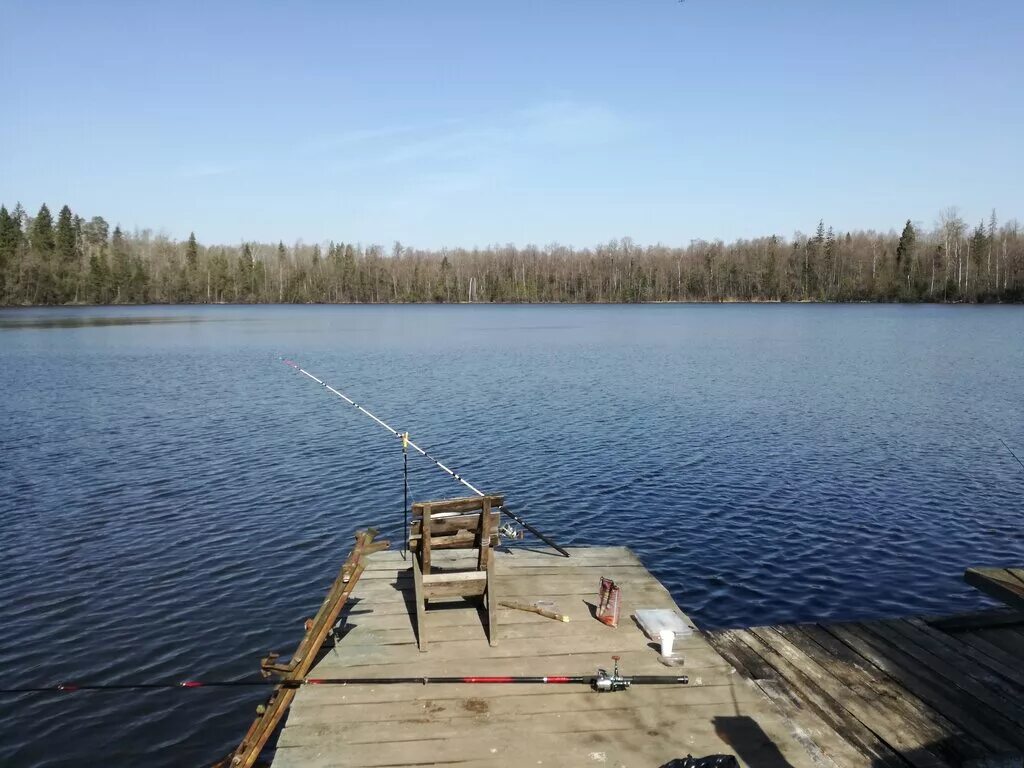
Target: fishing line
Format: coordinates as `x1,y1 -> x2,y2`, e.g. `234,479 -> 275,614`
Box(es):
280,358 -> 568,556
1000,438 -> 1024,474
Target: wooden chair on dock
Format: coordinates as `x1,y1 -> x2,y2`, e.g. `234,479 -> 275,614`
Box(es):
408,494 -> 504,651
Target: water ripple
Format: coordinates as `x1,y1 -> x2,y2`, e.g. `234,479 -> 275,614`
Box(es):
0,304 -> 1022,766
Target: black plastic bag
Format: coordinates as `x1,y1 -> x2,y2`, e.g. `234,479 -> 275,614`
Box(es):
660,756 -> 739,768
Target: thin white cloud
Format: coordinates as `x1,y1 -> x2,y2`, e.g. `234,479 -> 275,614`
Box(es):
176,164 -> 232,179
379,101 -> 631,167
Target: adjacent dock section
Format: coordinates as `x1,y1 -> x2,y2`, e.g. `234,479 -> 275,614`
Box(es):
707,607 -> 1024,767
271,547 -> 826,768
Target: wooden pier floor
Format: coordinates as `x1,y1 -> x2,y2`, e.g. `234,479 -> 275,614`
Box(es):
706,612 -> 1024,767
271,547 -> 827,768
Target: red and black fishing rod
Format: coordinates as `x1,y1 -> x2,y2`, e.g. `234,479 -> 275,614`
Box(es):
1,658 -> 687,695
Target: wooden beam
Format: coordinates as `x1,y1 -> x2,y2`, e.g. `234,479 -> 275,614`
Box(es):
411,494 -> 505,516
964,567 -> 1024,612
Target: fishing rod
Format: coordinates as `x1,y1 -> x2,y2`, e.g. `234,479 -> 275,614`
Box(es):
1000,438 -> 1024,473
2,659 -> 687,695
280,358 -> 569,557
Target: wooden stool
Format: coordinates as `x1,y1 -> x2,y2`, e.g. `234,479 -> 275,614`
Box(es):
408,494 -> 503,651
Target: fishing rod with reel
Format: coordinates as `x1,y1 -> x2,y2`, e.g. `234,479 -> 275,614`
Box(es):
0,656 -> 687,696
280,358 -> 569,557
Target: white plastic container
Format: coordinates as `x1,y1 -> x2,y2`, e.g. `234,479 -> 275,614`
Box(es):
659,628 -> 675,657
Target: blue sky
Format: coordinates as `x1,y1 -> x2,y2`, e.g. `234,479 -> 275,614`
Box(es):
2,0 -> 1022,248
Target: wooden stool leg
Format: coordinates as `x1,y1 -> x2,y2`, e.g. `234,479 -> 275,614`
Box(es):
413,555 -> 428,652
486,553 -> 498,647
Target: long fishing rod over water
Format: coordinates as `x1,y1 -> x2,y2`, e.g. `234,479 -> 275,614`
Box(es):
1,664 -> 687,696
280,358 -> 569,556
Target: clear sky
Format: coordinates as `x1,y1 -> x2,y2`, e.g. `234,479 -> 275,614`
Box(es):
2,0 -> 1023,248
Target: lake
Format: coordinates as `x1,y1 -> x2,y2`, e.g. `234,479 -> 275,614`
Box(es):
1,304 -> 1022,766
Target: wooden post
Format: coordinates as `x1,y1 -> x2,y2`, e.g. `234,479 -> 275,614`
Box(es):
478,496 -> 492,572
413,553 -> 428,652
421,502 -> 432,575
487,551 -> 497,647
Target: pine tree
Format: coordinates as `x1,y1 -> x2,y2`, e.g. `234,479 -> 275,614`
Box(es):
88,252 -> 109,304
186,232 -> 198,270
30,203 -> 55,256
55,205 -> 79,301
969,222 -> 987,299
110,226 -> 130,302
895,220 -> 916,297
0,205 -> 17,301
0,205 -> 20,264
24,204 -> 58,303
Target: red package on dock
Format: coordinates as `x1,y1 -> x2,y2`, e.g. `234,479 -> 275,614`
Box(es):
597,577 -> 621,627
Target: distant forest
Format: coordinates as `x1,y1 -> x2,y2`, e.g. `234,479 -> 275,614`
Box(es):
1,202 -> 1022,305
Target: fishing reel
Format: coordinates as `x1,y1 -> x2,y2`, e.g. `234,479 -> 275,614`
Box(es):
498,522 -> 524,541
592,655 -> 630,693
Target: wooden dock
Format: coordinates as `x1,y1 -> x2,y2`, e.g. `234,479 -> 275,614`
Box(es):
271,547 -> 827,768
268,550 -> 1024,768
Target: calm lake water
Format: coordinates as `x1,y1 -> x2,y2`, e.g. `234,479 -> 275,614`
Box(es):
1,304 -> 1022,766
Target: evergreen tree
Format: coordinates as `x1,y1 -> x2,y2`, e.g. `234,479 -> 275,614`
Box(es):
110,226 -> 131,301
0,205 -> 20,265
895,220 -> 916,297
0,206 -> 17,301
276,241 -> 287,302
55,205 -> 79,301
969,222 -> 987,299
186,232 -> 198,269
30,203 -> 55,256
25,204 -> 58,302
88,252 -> 109,303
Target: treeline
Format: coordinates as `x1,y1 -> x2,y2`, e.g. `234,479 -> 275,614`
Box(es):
1,202 -> 1022,305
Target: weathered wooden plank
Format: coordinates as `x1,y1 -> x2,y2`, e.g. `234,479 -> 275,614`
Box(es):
352,572 -> 677,599
965,567 -> 1024,612
863,621 -> 1024,731
951,629 -> 1024,681
900,618 -> 1024,690
361,547 -> 641,571
723,629 -> 908,768
410,510 -> 500,536
422,571 -> 488,585
280,701 -> 810,747
338,613 -> 705,649
411,494 -> 505,515
925,608 -> 1024,632
409,531 -> 499,551
423,580 -> 487,599
824,624 -> 1024,755
776,624 -> 992,766
749,626 -> 952,768
972,626 -> 1024,658
707,629 -> 888,767
310,635 -> 729,669
274,700 -> 817,768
